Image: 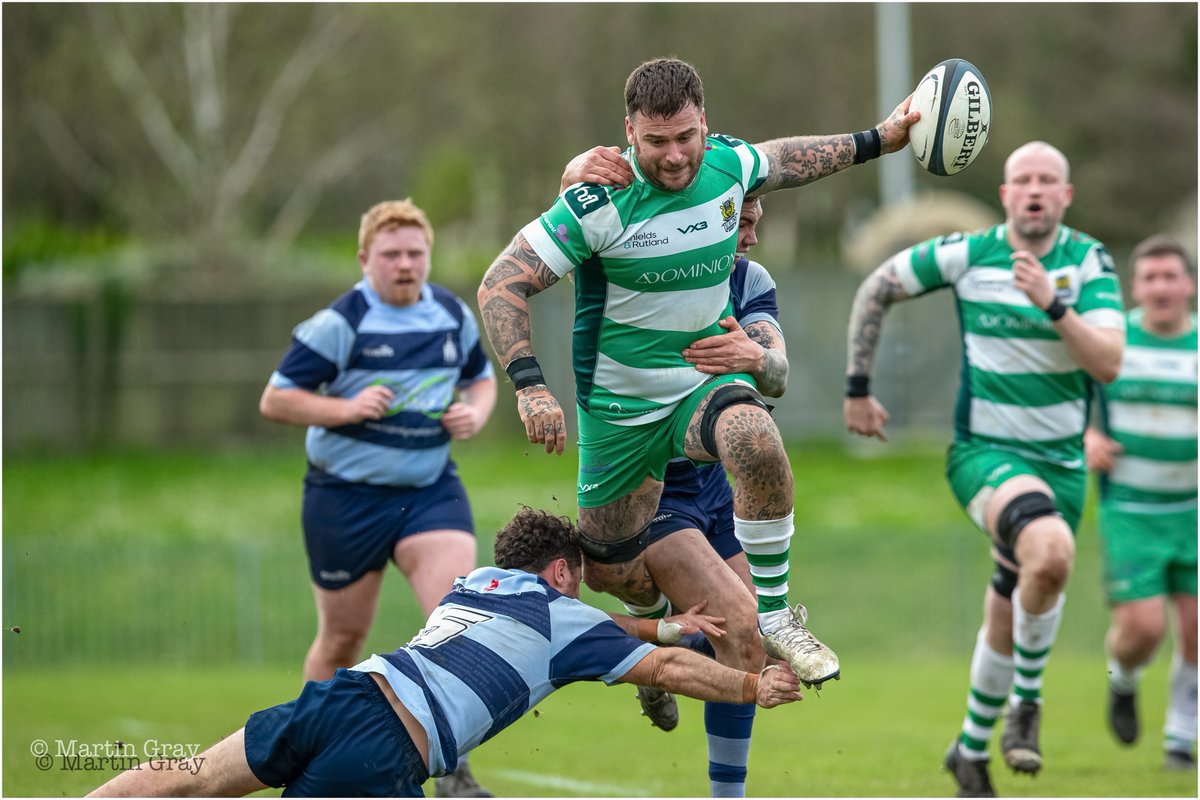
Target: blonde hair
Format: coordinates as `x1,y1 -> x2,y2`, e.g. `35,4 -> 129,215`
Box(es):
358,199 -> 434,253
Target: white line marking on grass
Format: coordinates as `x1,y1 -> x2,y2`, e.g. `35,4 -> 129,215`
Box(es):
490,767 -> 649,797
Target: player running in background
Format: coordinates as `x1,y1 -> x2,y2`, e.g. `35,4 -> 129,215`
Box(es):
843,141 -> 1125,796
1084,235 -> 1197,769
259,199 -> 497,797
88,508 -> 803,799
478,56 -> 918,692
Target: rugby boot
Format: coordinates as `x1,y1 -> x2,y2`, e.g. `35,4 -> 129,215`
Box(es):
1164,749 -> 1196,771
759,603 -> 840,688
436,762 -> 494,798
943,740 -> 997,798
635,685 -> 679,731
1000,700 -> 1043,774
1107,686 -> 1138,744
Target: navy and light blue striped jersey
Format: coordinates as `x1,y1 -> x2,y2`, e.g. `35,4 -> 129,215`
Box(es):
665,256 -> 782,488
268,279 -> 493,487
353,567 -> 655,776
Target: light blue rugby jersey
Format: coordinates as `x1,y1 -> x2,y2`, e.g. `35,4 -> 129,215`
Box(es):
353,567 -> 655,777
268,279 -> 493,487
665,256 -> 782,485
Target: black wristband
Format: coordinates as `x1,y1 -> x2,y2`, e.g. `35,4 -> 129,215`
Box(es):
505,356 -> 546,390
846,375 -> 871,398
852,129 -> 882,164
1043,297 -> 1068,322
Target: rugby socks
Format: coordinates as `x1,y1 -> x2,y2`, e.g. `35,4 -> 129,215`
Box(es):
1164,652 -> 1198,755
1106,654 -> 1146,695
733,513 -> 793,616
705,701 -> 756,797
958,629 -> 1014,761
1010,588 -> 1065,707
623,593 -> 670,619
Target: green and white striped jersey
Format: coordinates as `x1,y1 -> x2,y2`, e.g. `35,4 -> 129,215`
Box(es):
893,224 -> 1125,467
522,135 -> 768,425
1098,309 -> 1197,512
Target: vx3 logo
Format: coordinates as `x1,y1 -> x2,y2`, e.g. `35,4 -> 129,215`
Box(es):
677,221 -> 708,234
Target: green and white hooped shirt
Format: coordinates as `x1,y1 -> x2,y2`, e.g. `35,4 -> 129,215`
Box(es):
892,224 -> 1126,468
522,135 -> 768,426
1097,309 -> 1197,513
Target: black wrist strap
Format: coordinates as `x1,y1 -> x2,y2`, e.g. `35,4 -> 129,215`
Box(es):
505,356 -> 546,390
846,375 -> 871,398
1044,298 -> 1068,321
852,129 -> 882,164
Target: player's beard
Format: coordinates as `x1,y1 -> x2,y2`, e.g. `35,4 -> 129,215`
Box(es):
639,150 -> 703,192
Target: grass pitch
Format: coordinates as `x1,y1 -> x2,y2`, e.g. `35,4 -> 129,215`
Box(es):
3,437 -> 1197,796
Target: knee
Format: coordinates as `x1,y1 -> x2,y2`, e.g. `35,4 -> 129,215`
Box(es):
1022,535 -> 1074,593
315,624 -> 370,658
716,410 -> 789,477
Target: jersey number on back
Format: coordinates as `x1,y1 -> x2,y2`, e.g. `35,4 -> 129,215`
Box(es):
407,605 -> 494,649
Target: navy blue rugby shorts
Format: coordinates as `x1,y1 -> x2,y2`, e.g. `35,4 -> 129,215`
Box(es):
645,461 -> 741,560
302,461 -> 474,589
244,668 -> 428,797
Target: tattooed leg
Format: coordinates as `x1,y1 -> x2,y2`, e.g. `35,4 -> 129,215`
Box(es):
578,477 -> 663,606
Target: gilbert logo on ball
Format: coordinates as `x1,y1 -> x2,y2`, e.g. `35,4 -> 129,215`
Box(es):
909,58 -> 992,176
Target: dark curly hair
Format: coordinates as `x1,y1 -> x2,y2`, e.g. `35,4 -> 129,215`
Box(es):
493,507 -> 582,573
625,57 -> 704,120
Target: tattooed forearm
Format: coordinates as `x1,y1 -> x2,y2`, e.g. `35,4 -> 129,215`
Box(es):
477,234 -> 561,366
752,134 -> 856,195
845,260 -> 911,377
744,322 -> 788,397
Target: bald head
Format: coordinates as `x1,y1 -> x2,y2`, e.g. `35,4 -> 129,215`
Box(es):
1004,141 -> 1070,183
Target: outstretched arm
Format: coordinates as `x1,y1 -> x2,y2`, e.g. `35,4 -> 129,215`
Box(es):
843,259 -> 913,441
751,95 -> 917,196
477,234 -> 568,454
620,647 -> 802,709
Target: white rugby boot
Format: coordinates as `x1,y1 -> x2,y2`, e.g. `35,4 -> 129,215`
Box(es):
759,603 -> 840,688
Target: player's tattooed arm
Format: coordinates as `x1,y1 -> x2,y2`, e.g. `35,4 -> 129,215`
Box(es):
752,135 -> 857,194
845,259 -> 912,377
477,233 -> 560,366
743,321 -> 788,398
750,97 -> 915,197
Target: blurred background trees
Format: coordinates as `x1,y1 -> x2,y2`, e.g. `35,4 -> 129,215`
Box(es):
5,2 -> 1195,287
2,3 -> 1196,451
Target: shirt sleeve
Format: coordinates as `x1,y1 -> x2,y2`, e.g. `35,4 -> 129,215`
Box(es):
457,302 -> 494,385
547,599 -> 656,686
734,259 -> 782,333
521,183 -> 622,278
1075,243 -> 1126,330
892,233 -> 970,296
268,308 -> 354,390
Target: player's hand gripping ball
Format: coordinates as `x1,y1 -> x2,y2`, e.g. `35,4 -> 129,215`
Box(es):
909,58 -> 992,176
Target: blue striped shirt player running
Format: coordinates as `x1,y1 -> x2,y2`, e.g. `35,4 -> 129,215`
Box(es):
259,199 -> 498,797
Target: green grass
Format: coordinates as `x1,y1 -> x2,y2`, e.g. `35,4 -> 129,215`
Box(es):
4,658 -> 1194,797
3,438 -> 1195,796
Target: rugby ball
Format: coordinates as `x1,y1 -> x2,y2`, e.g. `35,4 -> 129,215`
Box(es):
909,59 -> 992,176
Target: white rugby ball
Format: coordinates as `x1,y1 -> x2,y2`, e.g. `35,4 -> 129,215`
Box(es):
909,58 -> 992,176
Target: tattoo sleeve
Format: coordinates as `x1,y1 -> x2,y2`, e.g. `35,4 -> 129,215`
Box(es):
744,321 -> 788,397
752,134 -> 857,195
477,233 -> 561,367
845,260 -> 912,377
